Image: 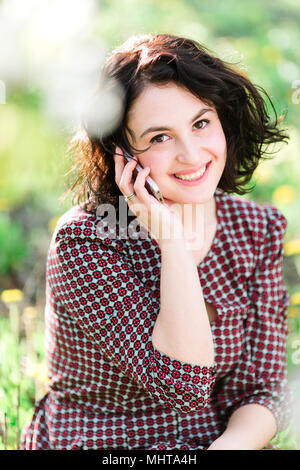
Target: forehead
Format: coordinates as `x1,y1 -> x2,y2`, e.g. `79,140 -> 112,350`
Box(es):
127,82 -> 209,126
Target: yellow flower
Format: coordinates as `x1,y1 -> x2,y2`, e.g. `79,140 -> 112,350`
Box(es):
284,240 -> 300,256
1,289 -> 24,304
290,293 -> 300,305
254,164 -> 273,183
48,215 -> 61,233
23,306 -> 37,318
261,45 -> 283,64
0,198 -> 11,211
288,307 -> 298,318
26,362 -> 49,384
272,185 -> 296,205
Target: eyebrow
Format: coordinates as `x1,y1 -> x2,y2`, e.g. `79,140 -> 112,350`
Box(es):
139,107 -> 214,139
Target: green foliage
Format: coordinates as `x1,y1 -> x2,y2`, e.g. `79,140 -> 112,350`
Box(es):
0,104 -> 69,209
0,213 -> 28,275
0,315 -> 41,450
1,0 -> 300,451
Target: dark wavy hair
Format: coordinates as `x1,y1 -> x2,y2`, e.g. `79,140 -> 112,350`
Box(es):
61,33 -> 289,212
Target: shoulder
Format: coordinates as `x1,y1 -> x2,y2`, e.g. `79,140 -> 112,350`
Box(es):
218,189 -> 288,243
52,204 -> 98,242
48,203 -> 160,288
50,203 -> 137,258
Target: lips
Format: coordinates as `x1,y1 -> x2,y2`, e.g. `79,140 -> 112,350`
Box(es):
174,165 -> 207,180
171,161 -> 212,185
173,161 -> 211,177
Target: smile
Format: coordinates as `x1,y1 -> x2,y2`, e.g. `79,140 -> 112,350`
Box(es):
175,165 -> 207,180
172,161 -> 211,184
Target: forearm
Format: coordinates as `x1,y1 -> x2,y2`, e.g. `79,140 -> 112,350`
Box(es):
207,404 -> 277,450
151,238 -> 214,366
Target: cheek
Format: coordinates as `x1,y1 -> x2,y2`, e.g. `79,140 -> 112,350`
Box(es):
212,134 -> 227,164
218,127 -> 227,154
213,125 -> 226,149
138,153 -> 168,176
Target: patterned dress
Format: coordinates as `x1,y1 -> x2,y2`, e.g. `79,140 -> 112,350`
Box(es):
20,188 -> 291,450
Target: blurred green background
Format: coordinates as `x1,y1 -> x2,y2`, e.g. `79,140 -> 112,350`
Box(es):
0,0 -> 300,450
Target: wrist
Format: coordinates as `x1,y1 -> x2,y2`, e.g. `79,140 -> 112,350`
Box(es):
207,433 -> 249,450
158,238 -> 199,260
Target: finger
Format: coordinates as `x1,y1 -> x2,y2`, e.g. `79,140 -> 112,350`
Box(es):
133,167 -> 153,203
134,168 -> 164,211
113,146 -> 138,196
119,159 -> 138,196
126,167 -> 151,216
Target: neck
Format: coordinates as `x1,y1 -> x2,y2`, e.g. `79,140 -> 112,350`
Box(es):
179,196 -> 216,227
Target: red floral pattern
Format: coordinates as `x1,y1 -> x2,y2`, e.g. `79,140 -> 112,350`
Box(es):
20,189 -> 291,450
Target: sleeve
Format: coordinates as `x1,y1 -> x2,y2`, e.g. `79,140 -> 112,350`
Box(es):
48,217 -> 216,414
214,205 -> 292,433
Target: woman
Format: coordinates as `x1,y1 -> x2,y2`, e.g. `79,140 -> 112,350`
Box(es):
20,33 -> 291,450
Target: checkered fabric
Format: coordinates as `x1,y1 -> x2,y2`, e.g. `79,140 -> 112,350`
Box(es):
20,188 -> 292,450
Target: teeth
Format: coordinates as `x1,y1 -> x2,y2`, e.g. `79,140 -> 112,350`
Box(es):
175,165 -> 207,181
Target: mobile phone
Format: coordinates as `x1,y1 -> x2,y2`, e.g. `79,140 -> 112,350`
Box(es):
119,146 -> 165,204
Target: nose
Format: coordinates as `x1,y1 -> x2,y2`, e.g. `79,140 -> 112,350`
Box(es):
175,139 -> 201,165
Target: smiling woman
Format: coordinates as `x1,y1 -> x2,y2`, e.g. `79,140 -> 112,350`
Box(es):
61,33 -> 288,211
124,83 -> 226,209
20,33 -> 291,451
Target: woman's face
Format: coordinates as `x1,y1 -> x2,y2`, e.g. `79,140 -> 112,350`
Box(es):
126,82 -> 227,205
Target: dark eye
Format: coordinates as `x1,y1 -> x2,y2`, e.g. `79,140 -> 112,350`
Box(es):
150,134 -> 169,144
194,119 -> 209,129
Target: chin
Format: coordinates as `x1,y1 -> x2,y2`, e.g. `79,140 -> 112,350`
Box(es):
166,188 -> 215,205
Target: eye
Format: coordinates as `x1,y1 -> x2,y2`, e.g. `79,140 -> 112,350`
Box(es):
150,134 -> 169,144
194,119 -> 209,129
149,119 -> 210,145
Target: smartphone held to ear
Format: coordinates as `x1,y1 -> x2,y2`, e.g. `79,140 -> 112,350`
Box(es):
119,146 -> 165,204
